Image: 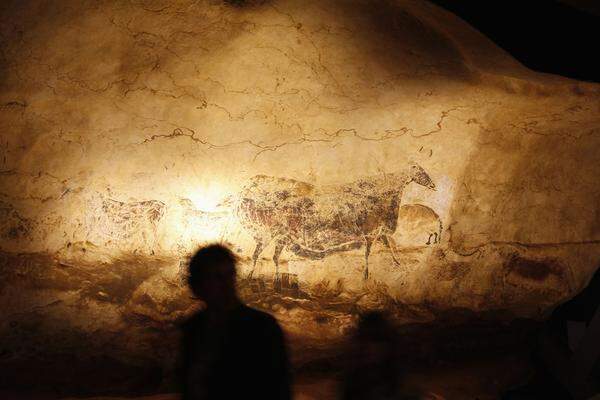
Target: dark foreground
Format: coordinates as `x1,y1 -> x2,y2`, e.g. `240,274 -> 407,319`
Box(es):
1,317 -> 542,400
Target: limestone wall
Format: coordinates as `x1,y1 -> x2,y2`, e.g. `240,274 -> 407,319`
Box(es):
0,0 -> 599,391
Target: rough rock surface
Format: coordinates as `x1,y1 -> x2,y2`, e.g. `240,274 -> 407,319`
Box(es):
0,0 -> 599,395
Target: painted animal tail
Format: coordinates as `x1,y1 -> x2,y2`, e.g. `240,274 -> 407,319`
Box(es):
288,244 -> 327,259
288,241 -> 362,259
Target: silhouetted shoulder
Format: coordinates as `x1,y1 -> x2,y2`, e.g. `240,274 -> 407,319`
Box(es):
179,304 -> 291,400
238,305 -> 276,321
234,305 -> 283,332
180,306 -> 282,335
180,309 -> 208,331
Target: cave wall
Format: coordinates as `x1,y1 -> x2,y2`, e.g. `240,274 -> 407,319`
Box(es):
0,0 -> 599,393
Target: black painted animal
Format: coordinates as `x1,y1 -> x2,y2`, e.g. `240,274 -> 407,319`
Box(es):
237,162 -> 436,280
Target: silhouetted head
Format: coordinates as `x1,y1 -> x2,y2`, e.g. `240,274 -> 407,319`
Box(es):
344,312 -> 401,400
355,311 -> 395,343
407,162 -> 436,190
353,311 -> 397,367
188,244 -> 238,307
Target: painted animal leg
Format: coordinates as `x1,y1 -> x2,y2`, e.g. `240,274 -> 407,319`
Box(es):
426,233 -> 433,245
364,236 -> 373,280
381,235 -> 402,266
248,240 -> 264,279
273,241 -> 285,278
272,241 -> 285,292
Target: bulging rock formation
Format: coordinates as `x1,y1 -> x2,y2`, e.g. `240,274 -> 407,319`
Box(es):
0,0 -> 599,393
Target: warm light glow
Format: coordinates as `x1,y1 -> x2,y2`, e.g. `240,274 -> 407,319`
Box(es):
189,192 -> 221,212
187,187 -> 228,213
168,184 -> 240,248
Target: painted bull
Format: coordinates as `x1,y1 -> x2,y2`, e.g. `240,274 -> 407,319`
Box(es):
237,162 -> 436,280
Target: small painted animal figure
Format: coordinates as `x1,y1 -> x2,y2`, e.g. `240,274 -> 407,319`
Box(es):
397,203 -> 442,245
98,198 -> 166,253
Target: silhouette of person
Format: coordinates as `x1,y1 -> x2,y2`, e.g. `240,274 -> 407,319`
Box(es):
340,311 -> 403,400
503,267 -> 600,399
179,244 -> 291,400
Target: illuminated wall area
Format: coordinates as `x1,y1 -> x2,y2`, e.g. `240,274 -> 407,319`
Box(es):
0,0 -> 599,394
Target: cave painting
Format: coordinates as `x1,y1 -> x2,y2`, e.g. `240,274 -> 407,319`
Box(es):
237,162 -> 437,280
397,204 -> 443,245
95,198 -> 166,252
0,200 -> 31,241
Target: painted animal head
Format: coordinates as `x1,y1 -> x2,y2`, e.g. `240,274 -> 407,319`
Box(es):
407,162 -> 435,190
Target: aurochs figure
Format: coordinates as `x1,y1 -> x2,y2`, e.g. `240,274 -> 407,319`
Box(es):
237,162 -> 436,281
